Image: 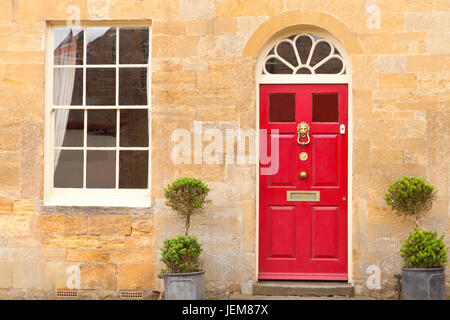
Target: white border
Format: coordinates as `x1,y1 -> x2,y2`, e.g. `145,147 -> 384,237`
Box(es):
44,21 -> 152,207
254,25 -> 353,283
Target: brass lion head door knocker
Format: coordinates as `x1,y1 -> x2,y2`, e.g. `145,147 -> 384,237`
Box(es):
297,122 -> 310,146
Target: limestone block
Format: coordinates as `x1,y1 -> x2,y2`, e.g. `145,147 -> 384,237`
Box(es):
392,32 -> 426,54
404,120 -> 427,138
371,149 -> 403,164
153,21 -> 186,36
152,58 -> 183,72
111,251 -> 154,263
39,248 -> 67,262
42,236 -> 101,249
359,33 -> 393,54
353,90 -> 373,119
152,36 -> 199,58
81,263 -> 116,290
0,166 -> 19,187
224,35 -> 247,57
377,55 -> 406,73
186,19 -> 214,36
117,264 -> 156,289
214,18 -> 237,35
131,216 -> 154,236
379,73 -> 417,89
175,164 -> 227,183
198,35 -> 226,57
109,0 -> 179,20
65,216 -> 88,235
237,16 -> 267,36
124,236 -> 153,250
67,249 -> 111,263
226,165 -> 255,202
216,0 -> 284,17
353,140 -> 370,175
101,236 -> 125,249
0,134 -> 20,151
352,55 -> 378,90
425,32 -> 450,54
196,105 -> 238,121
2,64 -> 44,87
38,215 -> 65,234
418,72 -> 450,88
0,198 -> 13,214
89,216 -> 131,236
405,11 -> 450,32
182,57 -> 208,71
12,261 -> 41,289
407,55 -> 450,72
0,214 -> 31,236
0,262 -> 13,288
180,0 -> 215,20
40,261 -> 73,291
390,138 -> 427,150
242,201 -> 255,253
152,105 -> 197,121
152,71 -> 196,90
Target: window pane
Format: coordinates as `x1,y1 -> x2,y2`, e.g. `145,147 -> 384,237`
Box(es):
312,93 -> 339,122
120,109 -> 148,147
55,110 -> 84,147
54,150 -> 83,188
269,93 -> 296,122
310,41 -> 332,67
53,68 -> 83,105
119,151 -> 148,189
86,68 -> 116,106
86,27 -> 116,65
119,27 -> 149,64
276,41 -> 297,67
54,27 -> 83,65
265,57 -> 292,74
315,58 -> 344,74
119,68 -> 147,105
86,151 -> 116,188
295,35 -> 312,65
87,109 -> 116,147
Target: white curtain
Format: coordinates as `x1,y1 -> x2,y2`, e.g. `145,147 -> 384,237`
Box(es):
54,29 -> 77,172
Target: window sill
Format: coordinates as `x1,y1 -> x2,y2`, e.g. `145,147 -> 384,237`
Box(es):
45,188 -> 151,207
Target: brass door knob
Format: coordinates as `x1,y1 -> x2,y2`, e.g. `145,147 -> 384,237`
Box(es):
299,171 -> 308,179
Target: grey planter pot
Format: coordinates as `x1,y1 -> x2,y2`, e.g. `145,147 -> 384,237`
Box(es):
401,267 -> 446,300
163,271 -> 205,300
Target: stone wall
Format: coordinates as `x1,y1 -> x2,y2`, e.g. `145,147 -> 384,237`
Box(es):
0,0 -> 448,299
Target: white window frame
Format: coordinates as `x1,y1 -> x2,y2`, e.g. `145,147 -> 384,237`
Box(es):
44,21 -> 152,207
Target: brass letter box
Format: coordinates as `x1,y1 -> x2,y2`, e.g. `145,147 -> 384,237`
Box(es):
286,190 -> 320,202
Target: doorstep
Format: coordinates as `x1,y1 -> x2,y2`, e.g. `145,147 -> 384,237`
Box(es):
251,281 -> 355,297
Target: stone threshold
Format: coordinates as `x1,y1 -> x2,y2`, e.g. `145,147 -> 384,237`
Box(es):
252,281 -> 355,297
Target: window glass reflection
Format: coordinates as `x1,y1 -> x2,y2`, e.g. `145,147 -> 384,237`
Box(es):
86,27 -> 116,65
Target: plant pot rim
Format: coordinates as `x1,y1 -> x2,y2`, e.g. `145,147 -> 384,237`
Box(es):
402,266 -> 445,271
162,270 -> 205,277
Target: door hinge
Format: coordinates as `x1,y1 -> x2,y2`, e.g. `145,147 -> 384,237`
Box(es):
340,124 -> 346,134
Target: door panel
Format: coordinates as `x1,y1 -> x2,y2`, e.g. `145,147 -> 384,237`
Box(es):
268,133 -> 296,187
311,206 -> 339,259
311,134 -> 339,187
268,205 -> 297,258
259,84 -> 348,281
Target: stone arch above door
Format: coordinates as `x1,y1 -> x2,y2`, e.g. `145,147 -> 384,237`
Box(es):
243,10 -> 363,57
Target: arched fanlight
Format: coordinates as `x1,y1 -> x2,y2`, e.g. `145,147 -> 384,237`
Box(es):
263,34 -> 346,75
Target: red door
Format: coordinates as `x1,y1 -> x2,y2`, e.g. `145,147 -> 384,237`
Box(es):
259,84 -> 348,280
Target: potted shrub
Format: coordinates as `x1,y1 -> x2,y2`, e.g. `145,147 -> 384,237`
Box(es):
384,176 -> 448,299
160,177 -> 210,300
